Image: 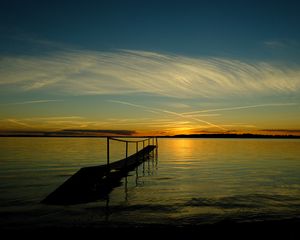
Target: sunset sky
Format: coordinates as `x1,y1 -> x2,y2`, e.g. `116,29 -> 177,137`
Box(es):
1,0 -> 300,136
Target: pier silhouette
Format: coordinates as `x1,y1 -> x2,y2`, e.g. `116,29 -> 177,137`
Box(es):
42,137 -> 158,205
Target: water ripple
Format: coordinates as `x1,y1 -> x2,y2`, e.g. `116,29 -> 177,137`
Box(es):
185,194 -> 300,209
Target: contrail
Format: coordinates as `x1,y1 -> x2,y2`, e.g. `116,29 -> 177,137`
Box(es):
22,116 -> 84,121
181,103 -> 298,115
161,110 -> 227,130
107,100 -> 227,131
1,99 -> 63,105
6,119 -> 34,128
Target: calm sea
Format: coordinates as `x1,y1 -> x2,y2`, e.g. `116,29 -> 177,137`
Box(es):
0,137 -> 300,229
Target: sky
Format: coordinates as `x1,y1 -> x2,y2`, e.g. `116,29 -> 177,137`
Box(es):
0,0 -> 300,136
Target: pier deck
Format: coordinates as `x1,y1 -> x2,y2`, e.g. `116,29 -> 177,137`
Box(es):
42,144 -> 156,205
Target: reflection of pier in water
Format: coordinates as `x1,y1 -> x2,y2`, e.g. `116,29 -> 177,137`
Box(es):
42,137 -> 158,205
105,149 -> 158,222
126,148 -> 158,199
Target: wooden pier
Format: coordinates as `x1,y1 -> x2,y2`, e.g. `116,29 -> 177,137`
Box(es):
42,137 -> 157,205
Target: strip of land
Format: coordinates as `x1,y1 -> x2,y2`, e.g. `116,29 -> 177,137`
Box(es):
0,131 -> 299,138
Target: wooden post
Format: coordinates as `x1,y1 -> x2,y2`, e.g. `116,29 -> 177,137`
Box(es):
107,137 -> 110,174
136,142 -> 138,160
135,166 -> 139,186
148,153 -> 150,175
126,141 -> 128,158
124,176 -> 128,201
125,141 -> 128,168
155,137 -> 158,147
142,140 -> 145,160
107,137 -> 110,165
155,137 -> 158,159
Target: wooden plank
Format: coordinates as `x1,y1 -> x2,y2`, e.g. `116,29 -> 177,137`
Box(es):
42,145 -> 156,205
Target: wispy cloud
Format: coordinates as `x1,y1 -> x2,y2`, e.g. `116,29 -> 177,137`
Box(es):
264,39 -> 300,51
181,103 -> 298,115
264,40 -> 287,49
0,116 -> 98,131
221,124 -> 256,128
108,100 -> 226,131
60,129 -> 136,136
1,49 -> 300,99
5,119 -> 34,128
22,116 -> 83,121
1,99 -> 63,105
260,129 -> 300,133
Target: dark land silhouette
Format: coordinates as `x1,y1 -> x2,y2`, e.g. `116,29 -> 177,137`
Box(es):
0,131 -> 300,138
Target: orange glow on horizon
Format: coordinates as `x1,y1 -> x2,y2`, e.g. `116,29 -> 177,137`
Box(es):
0,126 -> 300,137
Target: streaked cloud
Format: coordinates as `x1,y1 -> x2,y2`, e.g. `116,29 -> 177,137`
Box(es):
6,119 -> 34,128
260,129 -> 300,134
261,129 -> 300,132
160,102 -> 191,109
108,100 -> 226,131
264,40 -> 287,49
0,117 -> 100,131
0,129 -> 136,136
22,116 -> 84,121
1,49 -> 299,135
221,124 -> 256,128
181,103 -> 298,115
264,39 -> 300,51
1,99 -> 63,105
1,49 -> 300,99
60,129 -> 136,136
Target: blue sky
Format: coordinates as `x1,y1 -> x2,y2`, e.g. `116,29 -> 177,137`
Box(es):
1,0 -> 300,59
1,0 -> 300,135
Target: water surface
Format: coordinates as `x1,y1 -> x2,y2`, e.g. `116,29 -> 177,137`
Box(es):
0,137 -> 300,229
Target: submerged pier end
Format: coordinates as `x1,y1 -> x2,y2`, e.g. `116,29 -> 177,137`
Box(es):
42,137 -> 157,205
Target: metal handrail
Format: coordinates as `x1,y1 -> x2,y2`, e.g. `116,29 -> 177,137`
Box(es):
109,137 -> 151,143
106,137 -> 158,169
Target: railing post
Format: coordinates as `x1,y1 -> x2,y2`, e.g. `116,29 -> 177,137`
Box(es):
107,137 -> 110,173
125,141 -> 128,168
155,137 -> 158,162
136,142 -> 138,160
126,141 -> 128,158
142,140 -> 145,160
105,137 -> 156,172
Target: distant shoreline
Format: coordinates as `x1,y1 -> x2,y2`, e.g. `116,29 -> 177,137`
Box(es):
0,133 -> 300,139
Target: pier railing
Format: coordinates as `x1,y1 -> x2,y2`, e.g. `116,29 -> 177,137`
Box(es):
42,137 -> 158,205
106,137 -> 158,167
